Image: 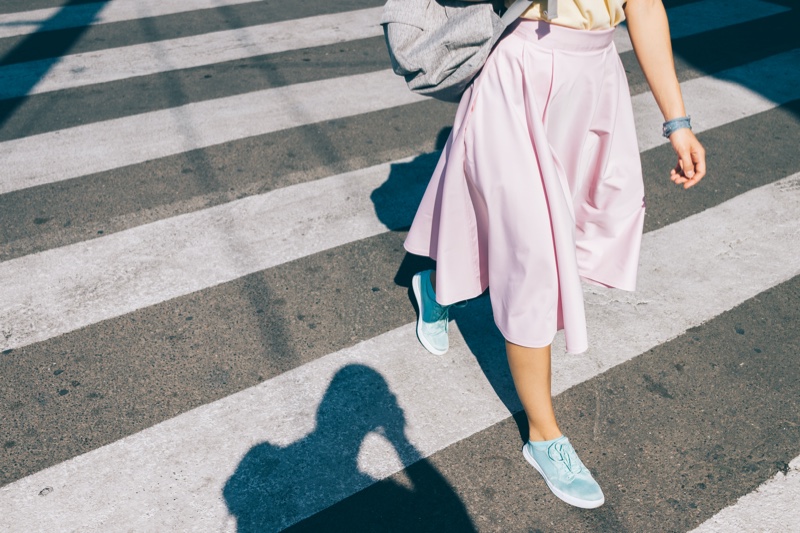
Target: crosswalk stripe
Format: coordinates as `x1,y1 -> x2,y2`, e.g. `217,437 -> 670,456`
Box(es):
0,0 -> 266,39
0,0 -> 784,101
3,100 -> 798,487
635,49 -> 800,151
2,48 -> 798,197
295,274 -> 800,531
2,51 -> 799,351
0,157 -> 408,351
0,7 -> 384,100
612,0 -> 789,54
3,97 -> 799,481
2,2 -> 797,529
689,455 -> 800,532
1,174 -> 798,530
0,0 -> 787,147
9,0 -> 778,44
0,68 -> 425,196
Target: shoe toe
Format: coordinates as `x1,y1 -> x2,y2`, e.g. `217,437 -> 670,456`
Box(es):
419,323 -> 448,353
571,474 -> 604,503
431,336 -> 448,353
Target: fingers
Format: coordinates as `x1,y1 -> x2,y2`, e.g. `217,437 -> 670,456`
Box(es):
679,147 -> 696,179
670,164 -> 688,185
668,129 -> 707,189
684,146 -> 707,189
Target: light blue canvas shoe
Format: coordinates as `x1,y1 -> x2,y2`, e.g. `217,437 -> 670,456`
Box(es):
523,436 -> 605,509
411,270 -> 450,355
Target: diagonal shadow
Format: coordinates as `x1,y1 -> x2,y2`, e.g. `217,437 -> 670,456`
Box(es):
125,5 -> 302,387
0,0 -> 111,127
222,364 -> 476,532
666,0 -> 800,120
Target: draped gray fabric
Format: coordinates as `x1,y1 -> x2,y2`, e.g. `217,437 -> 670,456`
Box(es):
381,0 -> 533,102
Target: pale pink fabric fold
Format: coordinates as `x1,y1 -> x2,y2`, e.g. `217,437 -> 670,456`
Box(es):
404,20 -> 645,354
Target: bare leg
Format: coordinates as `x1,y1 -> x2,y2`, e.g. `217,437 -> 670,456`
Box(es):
506,341 -> 562,442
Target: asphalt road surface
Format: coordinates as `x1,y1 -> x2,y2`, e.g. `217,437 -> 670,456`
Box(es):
1,0 -> 799,531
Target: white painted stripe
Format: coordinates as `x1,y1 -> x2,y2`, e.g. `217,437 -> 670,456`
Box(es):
689,456 -> 800,532
633,49 -> 800,151
0,0 -> 264,39
0,157 -> 407,351
0,0 -> 783,99
1,50 -> 799,350
2,174 -> 799,531
613,0 -> 789,54
2,49 -> 799,197
0,7 -> 384,100
0,68 -> 426,196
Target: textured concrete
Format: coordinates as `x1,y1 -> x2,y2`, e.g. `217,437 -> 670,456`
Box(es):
5,0 -> 794,144
295,275 -> 800,532
0,69 -> 426,194
0,1 -> 104,16
0,7 -> 384,99
0,0 -> 384,65
0,157 -> 419,352
0,0 -> 265,39
0,35 -> 392,142
0,101 -> 456,260
0,231 -> 431,485
4,49 -> 798,196
640,99 -> 800,233
690,456 -> 800,532
633,49 -> 800,151
0,67 -> 797,348
1,176 -> 798,530
612,0 -> 788,54
2,0 -> 798,530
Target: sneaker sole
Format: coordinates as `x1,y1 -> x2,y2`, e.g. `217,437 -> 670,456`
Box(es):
411,273 -> 448,356
522,444 -> 605,509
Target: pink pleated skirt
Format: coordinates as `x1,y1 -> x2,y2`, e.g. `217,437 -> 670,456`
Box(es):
404,20 -> 646,354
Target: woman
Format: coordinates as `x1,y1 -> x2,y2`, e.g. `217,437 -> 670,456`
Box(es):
405,0 -> 706,509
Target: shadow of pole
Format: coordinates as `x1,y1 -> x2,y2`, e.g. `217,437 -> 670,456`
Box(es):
222,364 -> 476,532
125,7 -> 303,374
0,0 -> 111,127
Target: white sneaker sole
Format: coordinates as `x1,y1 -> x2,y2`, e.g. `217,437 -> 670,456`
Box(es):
522,444 -> 605,509
411,273 -> 448,356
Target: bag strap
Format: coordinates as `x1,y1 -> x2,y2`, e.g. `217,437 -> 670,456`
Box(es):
499,0 -> 556,27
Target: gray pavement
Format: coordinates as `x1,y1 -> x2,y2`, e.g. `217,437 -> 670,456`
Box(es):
1,0 -> 798,531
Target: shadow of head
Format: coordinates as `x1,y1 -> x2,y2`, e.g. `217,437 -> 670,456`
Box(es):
221,364 -> 421,531
315,364 -> 412,450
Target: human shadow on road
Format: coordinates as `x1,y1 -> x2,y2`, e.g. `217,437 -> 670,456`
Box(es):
222,364 -> 476,532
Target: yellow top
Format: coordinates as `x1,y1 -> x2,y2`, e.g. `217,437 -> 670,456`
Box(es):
507,0 -> 626,30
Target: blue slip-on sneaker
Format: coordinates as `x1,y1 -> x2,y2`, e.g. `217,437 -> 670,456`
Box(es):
523,436 -> 605,509
411,270 -> 450,355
